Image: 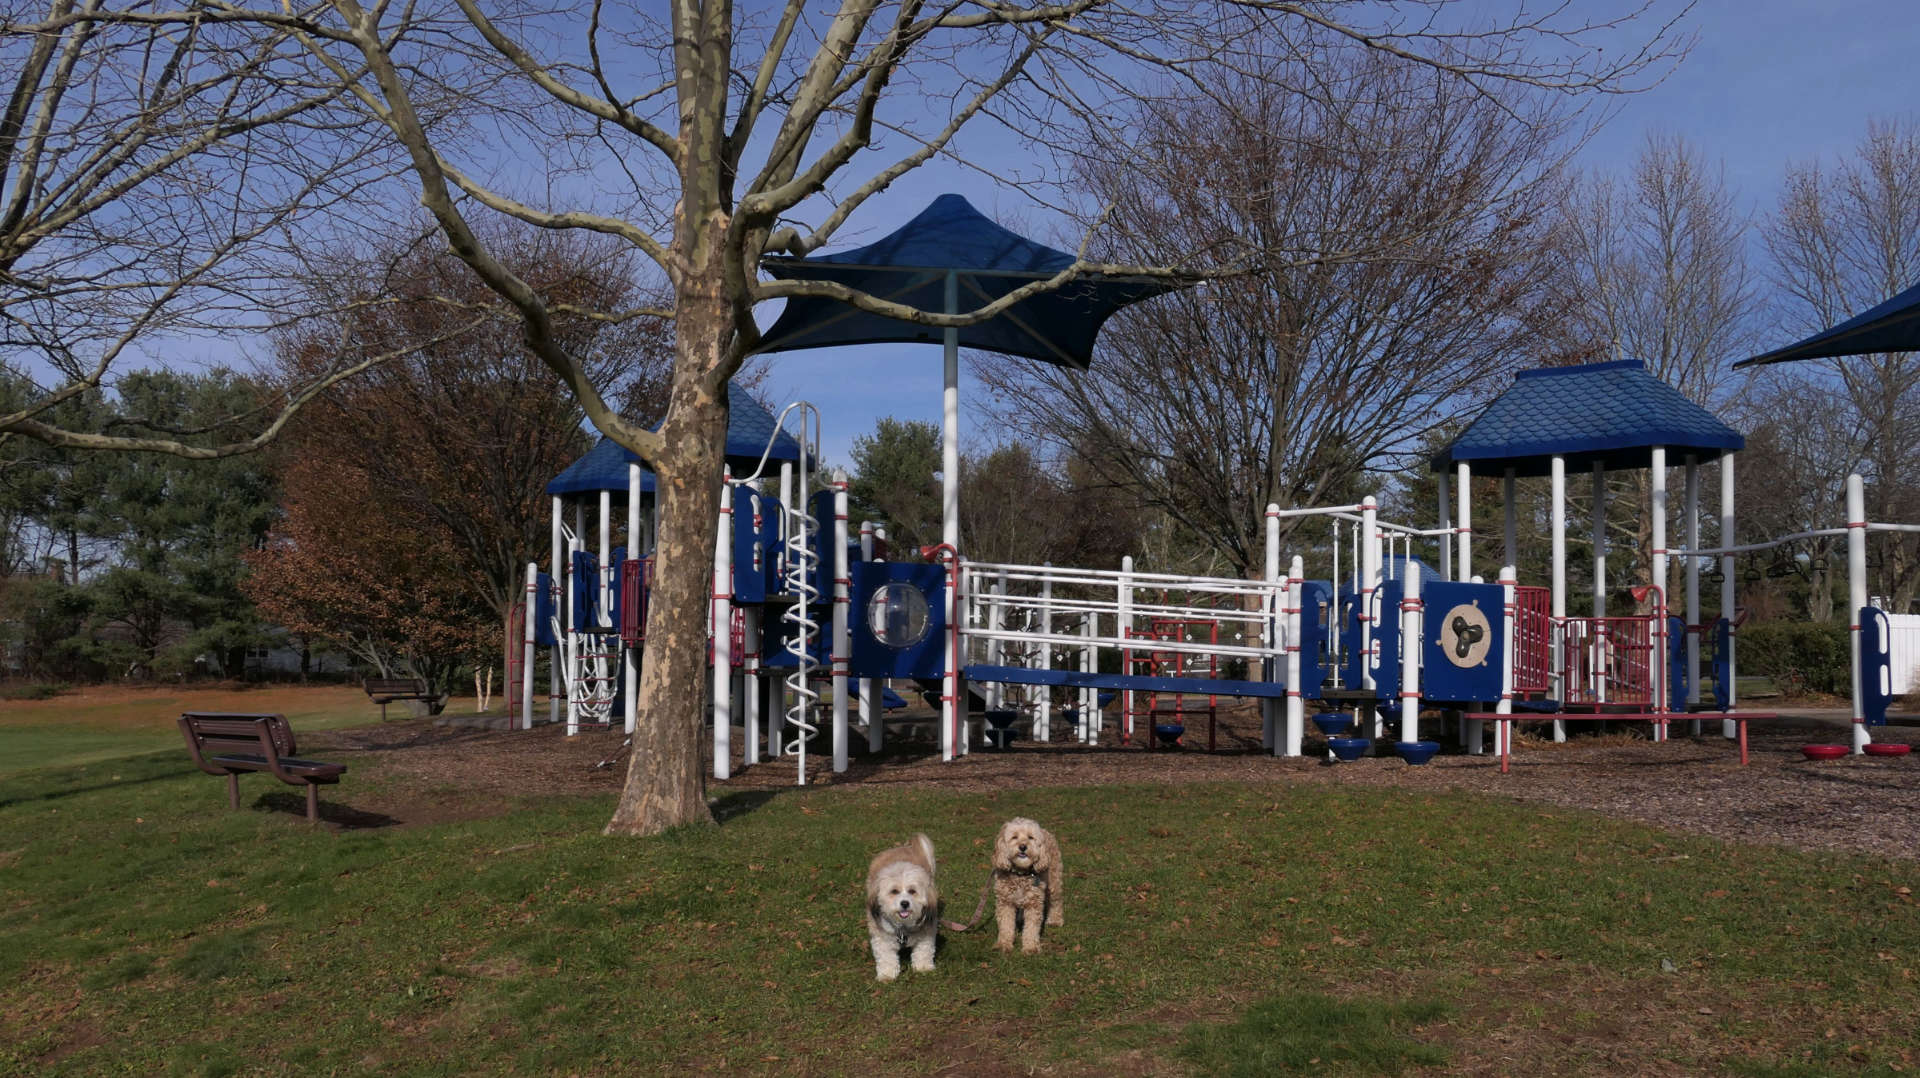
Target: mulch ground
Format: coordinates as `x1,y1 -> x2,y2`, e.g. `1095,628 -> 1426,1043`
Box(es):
313,699 -> 1920,861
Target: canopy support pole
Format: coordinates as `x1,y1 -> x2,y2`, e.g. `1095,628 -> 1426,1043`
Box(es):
941,270 -> 962,762
1721,455 -> 1738,738
1551,454 -> 1566,742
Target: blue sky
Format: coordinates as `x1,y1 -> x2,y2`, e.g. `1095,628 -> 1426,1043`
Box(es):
758,0 -> 1920,470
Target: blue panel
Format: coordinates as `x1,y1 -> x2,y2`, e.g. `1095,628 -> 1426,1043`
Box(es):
1712,618 -> 1731,712
533,573 -> 557,647
1336,581 -> 1397,701
849,561 -> 947,678
1668,615 -> 1689,707
731,488 -> 769,603
806,489 -> 838,602
1861,606 -> 1893,726
609,546 -> 625,630
569,550 -> 599,632
1420,581 -> 1505,703
1297,581 -> 1331,700
961,664 -> 1291,699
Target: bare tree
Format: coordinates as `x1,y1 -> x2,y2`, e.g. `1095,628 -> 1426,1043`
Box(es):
1762,118 -> 1920,611
10,2 -> 1689,835
1541,132 -> 1755,401
1537,133 -> 1756,609
976,48 -> 1571,577
1,4 -> 412,455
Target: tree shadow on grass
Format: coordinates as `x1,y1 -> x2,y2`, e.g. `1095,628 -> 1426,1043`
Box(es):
710,788 -> 790,824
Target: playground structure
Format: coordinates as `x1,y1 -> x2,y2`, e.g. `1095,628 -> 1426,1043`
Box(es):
514,360 -> 1911,786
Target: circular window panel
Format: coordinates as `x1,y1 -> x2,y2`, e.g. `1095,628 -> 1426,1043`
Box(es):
867,583 -> 931,649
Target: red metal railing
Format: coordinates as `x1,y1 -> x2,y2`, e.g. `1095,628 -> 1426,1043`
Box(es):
1513,586 -> 1552,693
1561,616 -> 1655,708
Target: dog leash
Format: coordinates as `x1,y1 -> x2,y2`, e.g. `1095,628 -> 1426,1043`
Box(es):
941,878 -> 994,933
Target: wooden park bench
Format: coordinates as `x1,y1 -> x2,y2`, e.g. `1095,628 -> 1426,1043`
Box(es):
362,676 -> 441,721
177,712 -> 347,822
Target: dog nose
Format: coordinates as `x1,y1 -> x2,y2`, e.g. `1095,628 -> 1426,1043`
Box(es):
1018,843 -> 1027,853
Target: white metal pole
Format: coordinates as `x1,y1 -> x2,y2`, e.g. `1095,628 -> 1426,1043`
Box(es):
1400,569 -> 1422,743
1550,455 -> 1567,743
1651,446 -> 1667,740
566,535 -> 581,737
860,521 -> 876,752
774,462 -> 793,761
989,570 -> 1007,710
1721,455 -> 1738,738
712,473 -> 733,780
1497,566 -> 1517,760
1503,469 -> 1517,572
1285,555 -> 1305,757
940,272 -> 963,762
521,562 -> 538,731
1685,456 -> 1702,732
1081,613 -> 1095,745
1848,473 -> 1870,753
1119,555 -> 1135,745
598,489 -> 612,625
832,480 -> 850,773
1039,564 -> 1054,742
549,495 -> 563,727
625,463 -> 641,736
1456,461 -> 1472,582
942,270 -> 960,552
1362,495 -> 1381,738
1437,471 -> 1454,582
1262,505 -> 1281,752
1593,463 -> 1607,619
743,606 -> 760,766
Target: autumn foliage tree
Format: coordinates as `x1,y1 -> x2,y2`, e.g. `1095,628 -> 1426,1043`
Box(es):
247,229 -> 671,685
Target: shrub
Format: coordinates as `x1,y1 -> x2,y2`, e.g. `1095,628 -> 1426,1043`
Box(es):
1736,620 -> 1851,695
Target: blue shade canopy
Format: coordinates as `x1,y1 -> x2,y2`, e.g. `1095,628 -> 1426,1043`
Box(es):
1736,278 -> 1920,367
545,384 -> 804,495
756,193 -> 1178,369
1434,361 -> 1744,478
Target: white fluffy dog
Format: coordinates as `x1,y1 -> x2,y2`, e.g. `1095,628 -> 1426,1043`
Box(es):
992,817 -> 1064,953
864,833 -> 940,981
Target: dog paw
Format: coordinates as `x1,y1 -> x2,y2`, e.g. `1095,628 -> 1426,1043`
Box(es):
1021,941 -> 1040,954
1046,914 -> 1063,927
876,969 -> 898,982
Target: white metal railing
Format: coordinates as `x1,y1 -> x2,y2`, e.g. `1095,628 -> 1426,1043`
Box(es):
959,561 -> 1288,668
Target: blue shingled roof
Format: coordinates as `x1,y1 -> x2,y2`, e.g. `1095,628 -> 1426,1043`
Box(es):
1434,361 -> 1743,477
545,385 -> 804,495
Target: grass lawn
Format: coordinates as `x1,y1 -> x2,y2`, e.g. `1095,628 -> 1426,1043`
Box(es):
0,684 -> 385,776
3,729 -> 1917,1076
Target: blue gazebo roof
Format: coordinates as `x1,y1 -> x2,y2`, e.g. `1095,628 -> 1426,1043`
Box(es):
1434,361 -> 1743,478
545,385 -> 804,496
756,193 -> 1177,368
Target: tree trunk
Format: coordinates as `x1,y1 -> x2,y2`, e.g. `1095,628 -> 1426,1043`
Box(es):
606,317 -> 732,836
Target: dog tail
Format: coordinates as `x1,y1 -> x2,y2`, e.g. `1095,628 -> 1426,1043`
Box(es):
912,832 -> 935,872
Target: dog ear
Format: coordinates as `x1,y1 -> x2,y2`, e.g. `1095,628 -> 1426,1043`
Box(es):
1027,835 -> 1052,871
869,898 -> 884,922
990,830 -> 1013,871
